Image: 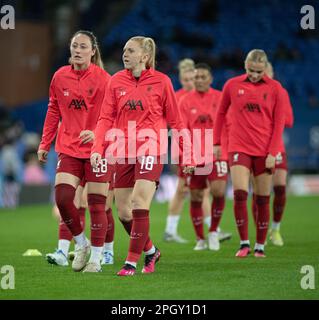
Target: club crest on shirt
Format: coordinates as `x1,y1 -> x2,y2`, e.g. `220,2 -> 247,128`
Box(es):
238,89 -> 245,96
117,87 -> 126,98
63,88 -> 69,96
233,153 -> 239,162
191,108 -> 197,114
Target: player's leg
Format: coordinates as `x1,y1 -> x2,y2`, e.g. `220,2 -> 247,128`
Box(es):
164,175 -> 189,243
253,156 -> 273,257
270,168 -> 287,246
251,174 -> 258,226
54,155 -> 90,271
82,180 -> 108,273
117,156 -> 162,276
164,165 -> 189,243
102,189 -> 115,265
202,187 -> 211,229
229,152 -> 251,257
47,181 -> 86,266
67,181 -> 87,261
189,182 -> 206,250
208,179 -> 227,251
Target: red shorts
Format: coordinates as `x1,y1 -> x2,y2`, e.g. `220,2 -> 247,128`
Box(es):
177,165 -> 186,179
56,153 -> 112,183
108,164 -> 115,191
187,161 -> 228,189
275,152 -> 288,171
228,152 -> 273,176
114,156 -> 163,188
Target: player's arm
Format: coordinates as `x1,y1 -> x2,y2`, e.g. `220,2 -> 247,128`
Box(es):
213,81 -> 231,159
163,77 -> 193,167
283,88 -> 294,128
38,77 -> 61,162
91,79 -> 116,168
267,84 -> 286,158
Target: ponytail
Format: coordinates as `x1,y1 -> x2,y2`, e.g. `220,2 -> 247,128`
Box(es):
129,36 -> 156,69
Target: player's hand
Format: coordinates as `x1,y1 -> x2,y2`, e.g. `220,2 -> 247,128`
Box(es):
37,149 -> 48,163
213,145 -> 221,160
265,154 -> 275,174
90,152 -> 101,169
183,166 -> 195,174
79,130 -> 94,144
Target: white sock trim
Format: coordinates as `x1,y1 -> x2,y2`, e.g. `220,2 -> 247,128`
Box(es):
89,246 -> 103,264
58,239 -> 71,257
144,245 -> 155,255
104,241 -> 114,252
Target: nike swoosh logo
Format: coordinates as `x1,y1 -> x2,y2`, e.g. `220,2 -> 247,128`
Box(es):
96,174 -> 105,177
139,171 -> 149,174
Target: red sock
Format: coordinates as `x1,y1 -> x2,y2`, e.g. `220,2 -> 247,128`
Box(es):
58,207 -> 86,241
209,196 -> 225,232
119,218 -> 153,252
58,218 -> 73,241
190,201 -> 205,240
273,186 -> 286,223
251,193 -> 258,226
256,195 -> 270,244
234,190 -> 249,241
55,184 -> 83,236
87,194 -> 107,247
105,208 -> 114,243
127,209 -> 150,263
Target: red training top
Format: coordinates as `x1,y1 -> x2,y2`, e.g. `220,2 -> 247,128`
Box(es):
92,68 -> 190,163
180,88 -> 228,165
214,74 -> 286,157
38,64 -> 111,159
175,88 -> 191,103
278,87 -> 294,153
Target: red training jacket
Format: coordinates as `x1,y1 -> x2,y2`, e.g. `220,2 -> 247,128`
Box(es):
38,63 -> 111,158
92,68 -> 191,163
214,74 -> 286,157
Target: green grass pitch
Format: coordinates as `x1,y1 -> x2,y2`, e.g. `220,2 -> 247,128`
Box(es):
0,195 -> 318,300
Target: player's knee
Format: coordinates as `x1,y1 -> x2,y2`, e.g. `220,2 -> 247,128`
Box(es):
55,184 -> 76,211
87,194 -> 106,214
234,189 -> 248,201
131,198 -> 144,209
190,190 -> 203,202
211,186 -> 225,198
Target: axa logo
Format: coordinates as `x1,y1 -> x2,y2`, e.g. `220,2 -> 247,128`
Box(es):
68,99 -> 88,110
195,114 -> 213,125
124,99 -> 144,111
244,103 -> 261,113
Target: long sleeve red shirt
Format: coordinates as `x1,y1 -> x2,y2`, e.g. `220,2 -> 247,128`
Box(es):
179,88 -> 228,165
278,87 -> 294,153
213,74 -> 286,157
92,68 -> 190,162
38,64 -> 111,159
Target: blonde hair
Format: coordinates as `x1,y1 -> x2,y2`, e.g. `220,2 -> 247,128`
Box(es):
69,30 -> 104,69
178,58 -> 195,77
245,49 -> 268,67
129,36 -> 156,69
265,61 -> 274,79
